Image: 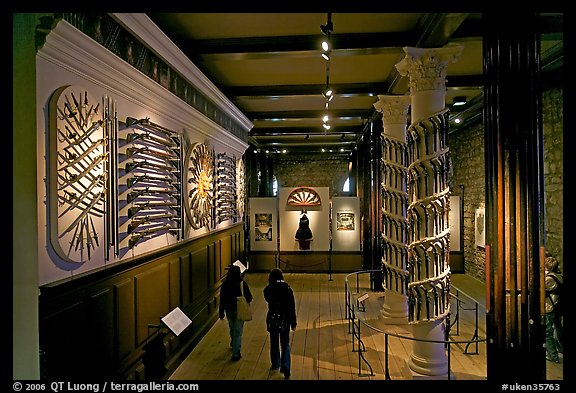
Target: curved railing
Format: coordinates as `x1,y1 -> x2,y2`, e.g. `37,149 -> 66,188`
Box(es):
345,269 -> 487,380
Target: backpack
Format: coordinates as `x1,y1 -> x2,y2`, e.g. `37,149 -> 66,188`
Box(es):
267,309 -> 286,332
546,273 -> 563,315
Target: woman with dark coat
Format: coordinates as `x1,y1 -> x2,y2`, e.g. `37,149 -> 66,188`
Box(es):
219,264 -> 253,361
263,268 -> 297,379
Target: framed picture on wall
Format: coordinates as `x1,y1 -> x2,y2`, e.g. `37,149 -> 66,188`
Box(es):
336,212 -> 355,231
475,207 -> 485,248
255,213 -> 273,241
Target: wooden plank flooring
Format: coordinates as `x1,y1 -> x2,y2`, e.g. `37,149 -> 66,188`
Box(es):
169,272 -> 563,381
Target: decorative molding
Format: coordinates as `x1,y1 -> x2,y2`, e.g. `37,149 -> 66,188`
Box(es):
374,94 -> 411,126
38,19 -> 248,154
111,13 -> 253,134
395,45 -> 463,94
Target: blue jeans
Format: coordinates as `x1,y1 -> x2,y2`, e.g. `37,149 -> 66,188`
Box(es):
226,310 -> 245,358
269,328 -> 291,374
544,312 -> 563,361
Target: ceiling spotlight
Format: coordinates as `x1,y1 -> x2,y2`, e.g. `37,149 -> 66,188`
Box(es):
320,17 -> 333,35
323,123 -> 331,130
282,149 -> 287,154
453,96 -> 467,106
321,52 -> 330,61
323,114 -> 329,123
454,118 -> 462,124
322,40 -> 330,51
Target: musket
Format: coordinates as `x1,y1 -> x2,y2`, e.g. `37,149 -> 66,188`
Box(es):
125,159 -> 178,174
128,223 -> 177,249
126,117 -> 179,138
127,187 -> 179,203
414,287 -> 423,321
126,145 -> 178,161
128,213 -> 180,233
127,174 -> 175,188
128,200 -> 179,218
420,285 -> 431,320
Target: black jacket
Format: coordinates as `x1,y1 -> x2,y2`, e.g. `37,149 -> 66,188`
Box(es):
219,280 -> 253,319
264,280 -> 297,329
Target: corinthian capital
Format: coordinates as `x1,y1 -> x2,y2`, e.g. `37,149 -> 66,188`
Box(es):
373,94 -> 411,126
395,45 -> 463,94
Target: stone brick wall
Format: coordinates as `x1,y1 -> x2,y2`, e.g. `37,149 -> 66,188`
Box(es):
272,154 -> 350,197
449,86 -> 563,282
542,88 -> 563,272
449,122 -> 486,281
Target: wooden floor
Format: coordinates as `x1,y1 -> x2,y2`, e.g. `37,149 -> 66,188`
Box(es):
169,272 -> 563,381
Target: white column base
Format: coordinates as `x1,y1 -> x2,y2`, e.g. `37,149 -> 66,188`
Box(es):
403,359 -> 455,380
381,290 -> 409,325
407,318 -> 450,376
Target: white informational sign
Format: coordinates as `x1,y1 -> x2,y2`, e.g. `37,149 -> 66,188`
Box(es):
161,307 -> 192,336
357,292 -> 369,303
233,260 -> 247,273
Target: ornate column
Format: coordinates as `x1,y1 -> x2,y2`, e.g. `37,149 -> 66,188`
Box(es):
373,95 -> 411,323
395,45 -> 462,378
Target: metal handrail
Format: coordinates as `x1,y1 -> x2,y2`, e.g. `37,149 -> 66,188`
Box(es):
344,270 -> 487,380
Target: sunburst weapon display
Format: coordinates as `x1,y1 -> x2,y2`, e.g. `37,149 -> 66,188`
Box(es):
49,86 -> 110,263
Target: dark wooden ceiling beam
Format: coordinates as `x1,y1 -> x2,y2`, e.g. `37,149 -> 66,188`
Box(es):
249,126 -> 362,136
246,109 -> 371,120
178,31 -> 416,55
226,76 -> 483,98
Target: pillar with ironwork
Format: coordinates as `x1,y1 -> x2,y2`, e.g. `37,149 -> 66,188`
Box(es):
374,95 -> 411,324
396,45 -> 462,377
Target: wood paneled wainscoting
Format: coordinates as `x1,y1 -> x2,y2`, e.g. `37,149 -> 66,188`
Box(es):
39,224 -> 245,380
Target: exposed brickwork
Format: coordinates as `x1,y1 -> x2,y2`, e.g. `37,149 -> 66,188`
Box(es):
272,154 -> 350,198
542,88 -> 563,272
449,87 -> 563,282
449,122 -> 486,281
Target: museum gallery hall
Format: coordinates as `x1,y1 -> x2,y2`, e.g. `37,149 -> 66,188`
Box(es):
13,12 -> 565,382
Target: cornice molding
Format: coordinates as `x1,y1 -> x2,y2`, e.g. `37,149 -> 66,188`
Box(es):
111,13 -> 253,134
38,19 -> 248,153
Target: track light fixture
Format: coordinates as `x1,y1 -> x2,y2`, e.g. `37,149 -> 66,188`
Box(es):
320,12 -> 333,35
321,12 -> 334,132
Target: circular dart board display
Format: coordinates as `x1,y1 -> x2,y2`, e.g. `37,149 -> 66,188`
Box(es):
184,142 -> 215,230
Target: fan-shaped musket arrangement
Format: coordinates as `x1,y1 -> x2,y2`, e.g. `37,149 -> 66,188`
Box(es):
287,187 -> 322,206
